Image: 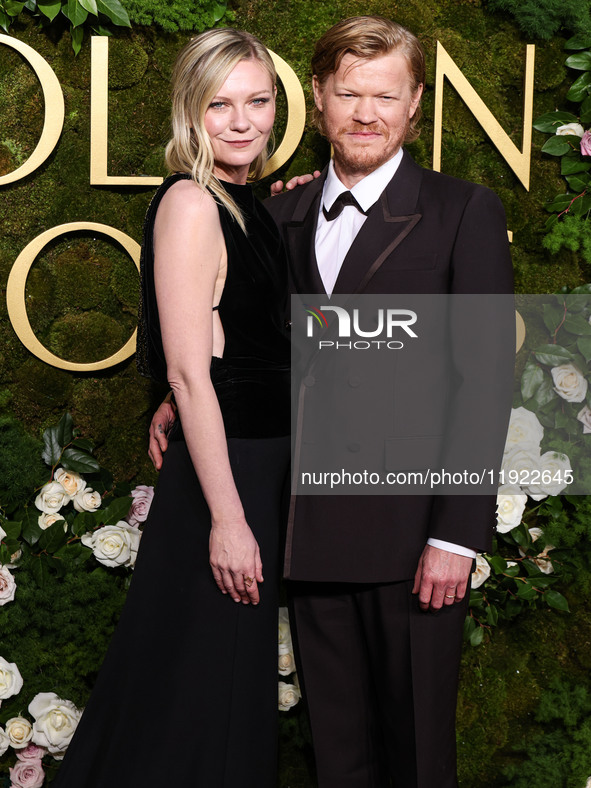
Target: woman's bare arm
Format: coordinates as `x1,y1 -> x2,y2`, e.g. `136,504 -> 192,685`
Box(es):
154,179 -> 262,605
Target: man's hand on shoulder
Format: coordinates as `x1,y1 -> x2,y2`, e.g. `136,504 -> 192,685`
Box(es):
412,544 -> 473,612
148,398 -> 177,470
270,171 -> 321,196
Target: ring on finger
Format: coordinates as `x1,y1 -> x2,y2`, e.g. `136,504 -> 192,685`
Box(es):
243,575 -> 254,587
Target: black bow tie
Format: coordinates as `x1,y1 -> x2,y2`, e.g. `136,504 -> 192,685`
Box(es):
322,191 -> 368,221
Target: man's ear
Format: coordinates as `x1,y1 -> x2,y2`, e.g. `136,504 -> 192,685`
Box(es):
312,75 -> 323,112
409,83 -> 423,118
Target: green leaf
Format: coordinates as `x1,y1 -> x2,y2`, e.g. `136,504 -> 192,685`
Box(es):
56,412 -> 74,447
469,590 -> 484,607
532,379 -> 556,409
534,344 -> 574,366
545,214 -> 559,231
541,136 -> 573,156
61,447 -> 100,473
71,20 -> 84,53
211,1 -> 227,22
566,52 -> 591,71
54,542 -> 89,562
567,71 -> 591,102
21,509 -> 42,546
561,156 -> 591,176
563,312 -> 591,335
463,616 -> 476,639
63,0 -> 88,26
72,511 -> 96,536
469,626 -> 484,646
42,426 -> 62,466
504,563 -> 520,577
516,581 -> 538,601
545,589 -> 570,612
96,0 -> 130,26
0,10 -> 10,32
4,1 -> 25,14
577,336 -> 591,362
100,496 -> 132,526
565,34 -> 591,49
521,360 -> 544,401
546,193 -> 575,211
1,520 -> 22,539
487,555 -> 507,574
37,0 -> 62,20
78,0 -> 98,14
485,604 -> 499,626
30,554 -> 50,588
533,111 -> 580,133
38,520 -> 68,553
72,437 -> 94,452
565,174 -> 588,193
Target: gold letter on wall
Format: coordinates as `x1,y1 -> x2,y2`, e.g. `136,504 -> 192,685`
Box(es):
90,36 -> 163,186
7,223 -> 141,372
0,35 -> 64,186
433,42 -> 535,191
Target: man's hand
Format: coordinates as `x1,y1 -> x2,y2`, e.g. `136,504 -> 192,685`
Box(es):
270,170 -> 322,196
412,544 -> 473,612
148,399 -> 177,470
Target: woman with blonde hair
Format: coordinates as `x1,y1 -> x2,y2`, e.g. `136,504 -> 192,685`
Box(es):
53,28 -> 290,788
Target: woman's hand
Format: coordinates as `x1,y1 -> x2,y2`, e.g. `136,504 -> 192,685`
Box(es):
209,520 -> 263,605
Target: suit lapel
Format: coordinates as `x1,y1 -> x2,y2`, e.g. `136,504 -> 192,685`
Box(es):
333,151 -> 424,295
285,169 -> 327,296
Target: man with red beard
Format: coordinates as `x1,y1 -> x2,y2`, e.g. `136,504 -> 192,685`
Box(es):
150,16 -> 513,787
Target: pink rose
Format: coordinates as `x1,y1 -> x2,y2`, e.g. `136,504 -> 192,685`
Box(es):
9,759 -> 45,788
17,744 -> 47,762
126,485 -> 154,527
581,130 -> 591,156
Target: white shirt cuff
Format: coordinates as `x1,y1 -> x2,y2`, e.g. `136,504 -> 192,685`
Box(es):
427,538 -> 477,559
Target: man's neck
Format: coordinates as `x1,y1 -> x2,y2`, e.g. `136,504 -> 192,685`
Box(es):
333,150 -> 402,190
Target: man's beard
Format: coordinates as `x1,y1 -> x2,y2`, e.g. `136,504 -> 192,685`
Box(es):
330,121 -> 408,177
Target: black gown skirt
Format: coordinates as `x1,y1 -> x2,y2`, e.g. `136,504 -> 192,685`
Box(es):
53,433 -> 290,788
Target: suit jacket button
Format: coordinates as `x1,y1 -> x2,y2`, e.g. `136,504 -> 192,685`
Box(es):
303,375 -> 315,387
284,320 -> 292,331
348,376 -> 361,387
348,442 -> 361,453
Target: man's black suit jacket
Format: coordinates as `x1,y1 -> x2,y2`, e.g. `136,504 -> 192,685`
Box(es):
265,151 -> 514,583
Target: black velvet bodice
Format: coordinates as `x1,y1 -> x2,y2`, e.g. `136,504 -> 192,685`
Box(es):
137,173 -> 290,438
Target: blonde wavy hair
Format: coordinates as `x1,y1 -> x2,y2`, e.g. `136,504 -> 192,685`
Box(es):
165,28 -> 276,231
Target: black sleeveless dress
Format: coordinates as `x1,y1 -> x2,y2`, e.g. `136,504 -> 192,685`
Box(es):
53,175 -> 291,788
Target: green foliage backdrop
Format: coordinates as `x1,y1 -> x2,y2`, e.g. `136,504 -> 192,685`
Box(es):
1,1 -> 591,785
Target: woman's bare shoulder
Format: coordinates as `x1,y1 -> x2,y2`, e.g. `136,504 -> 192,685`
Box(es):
156,176 -> 220,224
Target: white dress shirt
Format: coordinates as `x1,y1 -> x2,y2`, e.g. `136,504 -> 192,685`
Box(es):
314,151 -> 477,561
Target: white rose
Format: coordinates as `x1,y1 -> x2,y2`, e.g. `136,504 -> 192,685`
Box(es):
0,525 -> 6,541
504,407 -> 544,452
28,692 -> 82,755
34,482 -> 70,515
555,122 -> 585,137
523,451 -> 572,498
501,446 -> 542,498
54,468 -> 86,496
0,726 -> 9,757
551,363 -> 588,403
38,513 -> 67,532
577,405 -> 591,434
471,554 -> 491,589
278,680 -> 301,711
5,717 -> 33,749
81,522 -> 141,568
496,491 -> 527,533
0,656 -> 24,702
73,489 -> 101,513
519,527 -> 555,574
278,607 -> 292,650
0,566 -> 16,605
